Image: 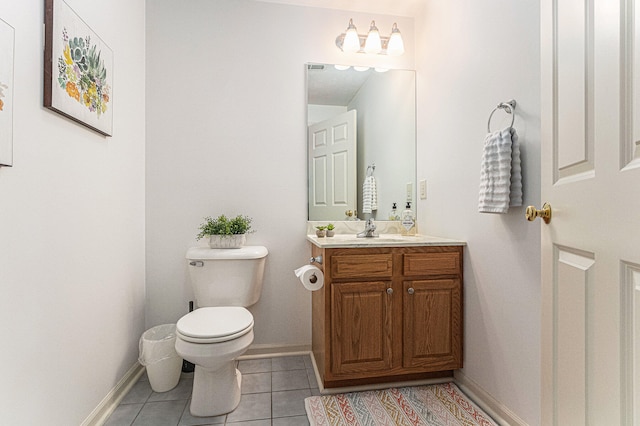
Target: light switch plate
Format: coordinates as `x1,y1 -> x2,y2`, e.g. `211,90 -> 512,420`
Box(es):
419,179 -> 427,199
406,182 -> 413,202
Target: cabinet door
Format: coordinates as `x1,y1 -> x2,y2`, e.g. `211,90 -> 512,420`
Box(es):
331,281 -> 393,376
403,279 -> 462,371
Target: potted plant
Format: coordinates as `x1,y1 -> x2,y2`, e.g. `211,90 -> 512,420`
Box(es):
315,225 -> 326,238
326,223 -> 335,237
197,214 -> 253,249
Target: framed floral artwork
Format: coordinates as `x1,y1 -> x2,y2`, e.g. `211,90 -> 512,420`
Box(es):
44,0 -> 113,136
0,17 -> 14,166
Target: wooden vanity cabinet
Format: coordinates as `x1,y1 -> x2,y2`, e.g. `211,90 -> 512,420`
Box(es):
311,244 -> 463,388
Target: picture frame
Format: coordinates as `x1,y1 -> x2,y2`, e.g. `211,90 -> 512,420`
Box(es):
44,0 -> 113,136
0,17 -> 15,166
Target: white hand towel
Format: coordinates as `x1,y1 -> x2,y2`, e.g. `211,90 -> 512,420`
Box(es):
369,176 -> 377,211
478,127 -> 523,213
362,175 -> 378,214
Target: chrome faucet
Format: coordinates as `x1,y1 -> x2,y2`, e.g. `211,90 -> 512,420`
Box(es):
357,218 -> 378,238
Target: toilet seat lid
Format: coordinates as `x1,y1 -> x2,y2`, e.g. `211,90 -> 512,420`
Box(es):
176,307 -> 254,343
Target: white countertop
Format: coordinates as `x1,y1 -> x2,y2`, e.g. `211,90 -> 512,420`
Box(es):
307,233 -> 466,248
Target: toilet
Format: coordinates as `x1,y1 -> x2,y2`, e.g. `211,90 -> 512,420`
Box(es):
175,245 -> 268,417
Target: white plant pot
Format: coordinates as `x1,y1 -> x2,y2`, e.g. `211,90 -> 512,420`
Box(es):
208,234 -> 247,249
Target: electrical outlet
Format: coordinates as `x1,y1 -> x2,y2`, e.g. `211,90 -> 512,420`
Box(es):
406,182 -> 413,202
419,179 -> 427,199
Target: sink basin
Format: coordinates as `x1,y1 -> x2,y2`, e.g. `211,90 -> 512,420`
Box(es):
357,235 -> 417,243
325,234 -> 421,244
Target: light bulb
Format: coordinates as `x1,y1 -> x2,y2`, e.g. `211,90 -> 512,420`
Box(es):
342,19 -> 361,53
334,64 -> 351,70
353,66 -> 370,72
364,21 -> 382,54
386,23 -> 404,56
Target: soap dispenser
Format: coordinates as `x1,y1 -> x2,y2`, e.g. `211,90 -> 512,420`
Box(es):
388,203 -> 400,221
401,202 -> 416,235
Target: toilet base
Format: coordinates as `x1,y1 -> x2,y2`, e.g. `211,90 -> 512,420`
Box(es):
189,362 -> 242,417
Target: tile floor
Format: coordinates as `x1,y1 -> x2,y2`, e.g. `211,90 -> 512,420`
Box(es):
104,354 -> 318,426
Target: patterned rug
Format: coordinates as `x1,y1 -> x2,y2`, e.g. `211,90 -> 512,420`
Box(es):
305,382 -> 498,426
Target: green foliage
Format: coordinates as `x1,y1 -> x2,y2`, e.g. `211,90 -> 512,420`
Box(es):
197,215 -> 253,240
57,29 -> 110,116
315,225 -> 326,231
326,223 -> 335,231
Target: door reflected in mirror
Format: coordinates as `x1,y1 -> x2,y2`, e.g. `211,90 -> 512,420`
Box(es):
306,63 -> 416,221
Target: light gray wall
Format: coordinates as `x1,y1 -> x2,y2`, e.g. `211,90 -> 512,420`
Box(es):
0,1 -> 542,424
145,0 -> 414,349
0,1 -> 146,423
416,1 -> 541,424
147,1 -> 541,423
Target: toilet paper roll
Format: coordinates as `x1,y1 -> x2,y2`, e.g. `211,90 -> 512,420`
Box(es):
294,265 -> 324,291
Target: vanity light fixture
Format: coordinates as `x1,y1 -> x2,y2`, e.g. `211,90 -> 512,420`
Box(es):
332,66 -> 389,73
336,19 -> 405,56
386,23 -> 405,56
342,19 -> 361,53
363,21 -> 382,54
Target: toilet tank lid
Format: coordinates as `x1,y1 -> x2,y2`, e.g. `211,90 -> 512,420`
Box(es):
186,245 -> 268,260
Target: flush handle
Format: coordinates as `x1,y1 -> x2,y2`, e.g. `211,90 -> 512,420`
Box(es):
189,261 -> 204,267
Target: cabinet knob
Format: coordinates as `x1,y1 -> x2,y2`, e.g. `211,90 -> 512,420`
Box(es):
387,288 -> 393,295
407,287 -> 415,295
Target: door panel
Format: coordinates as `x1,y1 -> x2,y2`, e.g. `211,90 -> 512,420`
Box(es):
622,262 -> 640,425
541,1 -> 640,424
330,280 -> 393,375
553,247 -> 594,426
308,110 -> 357,220
624,0 -> 640,167
556,0 -> 592,175
403,279 -> 462,371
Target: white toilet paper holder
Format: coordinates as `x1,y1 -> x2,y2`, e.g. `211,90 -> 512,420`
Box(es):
309,255 -> 323,265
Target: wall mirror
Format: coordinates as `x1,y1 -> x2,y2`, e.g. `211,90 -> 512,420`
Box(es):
306,63 -> 416,221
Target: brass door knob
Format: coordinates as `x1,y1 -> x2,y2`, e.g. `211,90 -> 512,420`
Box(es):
526,202 -> 552,224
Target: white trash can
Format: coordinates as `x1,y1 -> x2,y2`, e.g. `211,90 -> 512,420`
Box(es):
138,324 -> 182,392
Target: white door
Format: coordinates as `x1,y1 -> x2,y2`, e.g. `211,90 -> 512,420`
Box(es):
308,110 -> 357,221
540,1 -> 640,425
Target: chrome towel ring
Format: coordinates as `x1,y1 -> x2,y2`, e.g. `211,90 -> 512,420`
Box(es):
366,163 -> 376,177
487,99 -> 516,133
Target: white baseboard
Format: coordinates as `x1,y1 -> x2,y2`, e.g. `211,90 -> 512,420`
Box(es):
81,362 -> 145,426
454,370 -> 528,426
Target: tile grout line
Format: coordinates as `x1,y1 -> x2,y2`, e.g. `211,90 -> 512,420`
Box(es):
109,355 -> 314,426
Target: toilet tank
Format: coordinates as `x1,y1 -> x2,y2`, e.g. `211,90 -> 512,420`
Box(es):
186,246 -> 268,308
